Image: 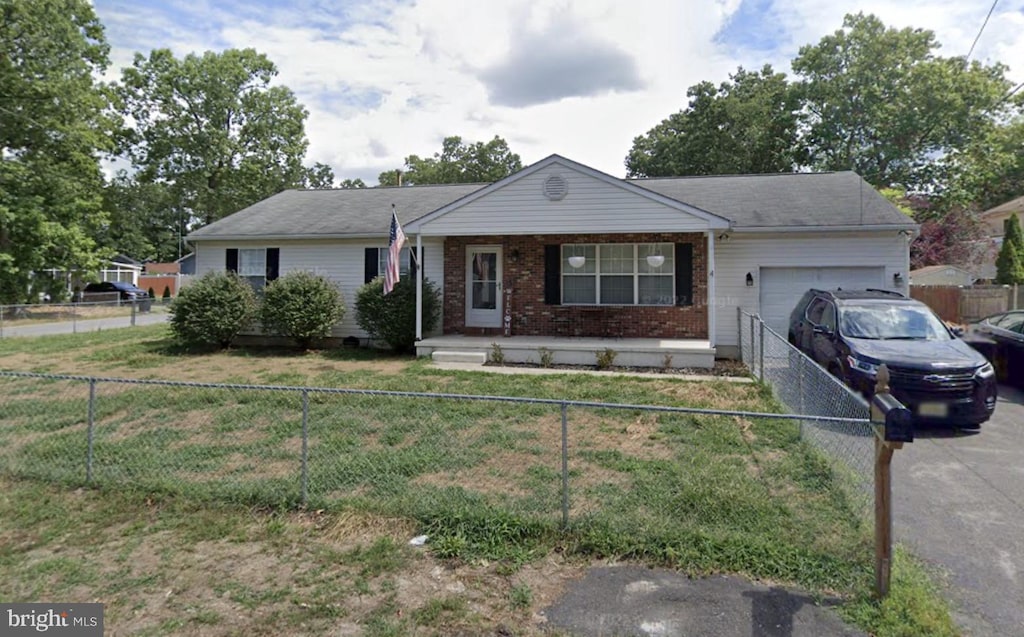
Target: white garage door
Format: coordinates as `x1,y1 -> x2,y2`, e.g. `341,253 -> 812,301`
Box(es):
759,267 -> 886,335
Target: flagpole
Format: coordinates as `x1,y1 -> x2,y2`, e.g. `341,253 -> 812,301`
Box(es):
415,232 -> 423,342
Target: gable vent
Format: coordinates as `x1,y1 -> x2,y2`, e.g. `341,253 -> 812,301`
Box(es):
543,174 -> 568,201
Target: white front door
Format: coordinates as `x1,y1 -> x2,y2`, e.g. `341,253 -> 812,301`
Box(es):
466,246 -> 502,328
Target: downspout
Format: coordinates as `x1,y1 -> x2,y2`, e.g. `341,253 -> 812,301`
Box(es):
415,233 -> 423,341
707,231 -> 716,349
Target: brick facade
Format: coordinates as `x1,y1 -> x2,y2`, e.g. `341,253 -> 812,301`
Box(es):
443,233 -> 708,339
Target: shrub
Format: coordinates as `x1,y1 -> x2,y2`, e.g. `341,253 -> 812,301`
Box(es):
169,271 -> 257,348
162,285 -> 172,301
147,286 -> 155,299
355,277 -> 441,353
595,348 -> 618,370
259,271 -> 345,349
489,343 -> 505,365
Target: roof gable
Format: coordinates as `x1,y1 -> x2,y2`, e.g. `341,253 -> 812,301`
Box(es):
405,155 -> 731,235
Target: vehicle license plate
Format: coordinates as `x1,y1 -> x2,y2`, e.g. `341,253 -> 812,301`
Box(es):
918,402 -> 948,418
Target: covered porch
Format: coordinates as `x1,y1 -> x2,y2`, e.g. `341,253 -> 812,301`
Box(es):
416,334 -> 715,369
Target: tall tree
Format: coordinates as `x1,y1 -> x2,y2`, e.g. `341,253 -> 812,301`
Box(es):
934,116 -> 1024,212
379,136 -> 522,186
0,0 -> 116,302
100,172 -> 184,262
302,162 -> 335,189
626,65 -> 802,177
117,48 -> 311,226
793,12 -> 1011,189
338,178 -> 366,189
996,213 -> 1024,285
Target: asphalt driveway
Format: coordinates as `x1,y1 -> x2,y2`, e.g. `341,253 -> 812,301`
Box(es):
893,383 -> 1024,637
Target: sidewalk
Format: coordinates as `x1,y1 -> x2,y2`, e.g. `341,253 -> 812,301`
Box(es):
0,311 -> 169,338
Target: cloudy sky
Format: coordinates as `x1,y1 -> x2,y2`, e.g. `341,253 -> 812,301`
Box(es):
94,0 -> 1024,185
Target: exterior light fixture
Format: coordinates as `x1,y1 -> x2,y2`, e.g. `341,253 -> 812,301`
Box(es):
746,272 -> 754,287
893,272 -> 903,285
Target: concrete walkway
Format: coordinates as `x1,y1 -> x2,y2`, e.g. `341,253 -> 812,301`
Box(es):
0,311 -> 169,338
431,360 -> 753,383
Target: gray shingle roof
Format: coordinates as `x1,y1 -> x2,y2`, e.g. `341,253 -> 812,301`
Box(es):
187,183 -> 486,240
187,170 -> 912,241
629,171 -> 912,228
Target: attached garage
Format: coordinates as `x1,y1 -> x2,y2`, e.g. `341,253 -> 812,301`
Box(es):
758,266 -> 886,335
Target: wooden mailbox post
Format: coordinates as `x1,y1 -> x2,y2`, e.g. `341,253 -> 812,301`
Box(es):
870,364 -> 913,599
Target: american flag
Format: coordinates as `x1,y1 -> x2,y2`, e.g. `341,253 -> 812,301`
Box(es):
383,207 -> 406,295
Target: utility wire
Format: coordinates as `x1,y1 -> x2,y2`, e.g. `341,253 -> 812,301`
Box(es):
966,0 -> 999,62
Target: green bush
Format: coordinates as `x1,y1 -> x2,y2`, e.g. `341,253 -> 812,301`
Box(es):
259,271 -> 345,349
355,276 -> 441,353
162,285 -> 172,301
169,272 -> 257,348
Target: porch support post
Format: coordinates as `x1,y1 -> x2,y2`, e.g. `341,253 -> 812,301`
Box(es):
415,233 -> 423,341
706,231 -> 716,348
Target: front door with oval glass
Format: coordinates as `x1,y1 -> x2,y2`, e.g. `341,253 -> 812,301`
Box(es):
466,246 -> 502,328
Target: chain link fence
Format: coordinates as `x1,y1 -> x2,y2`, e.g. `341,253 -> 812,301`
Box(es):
0,301 -> 169,338
739,309 -> 875,507
0,371 -> 874,546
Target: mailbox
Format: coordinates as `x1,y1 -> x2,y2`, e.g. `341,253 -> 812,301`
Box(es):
871,392 -> 914,443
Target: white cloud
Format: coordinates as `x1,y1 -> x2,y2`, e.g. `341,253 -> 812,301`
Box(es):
94,0 -> 1024,184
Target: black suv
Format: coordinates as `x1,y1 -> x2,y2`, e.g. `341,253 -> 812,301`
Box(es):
80,281 -> 152,312
789,289 -> 997,427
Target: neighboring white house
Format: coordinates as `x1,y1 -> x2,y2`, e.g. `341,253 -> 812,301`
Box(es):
186,154 -> 917,363
910,265 -> 977,287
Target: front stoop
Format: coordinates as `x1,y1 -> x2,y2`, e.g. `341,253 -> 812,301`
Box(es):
418,336 -> 716,369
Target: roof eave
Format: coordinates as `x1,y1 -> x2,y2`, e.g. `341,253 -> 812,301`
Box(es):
187,232 -> 389,242
732,223 -> 919,234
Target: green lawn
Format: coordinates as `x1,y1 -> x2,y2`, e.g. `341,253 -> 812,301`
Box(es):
0,325 -> 958,636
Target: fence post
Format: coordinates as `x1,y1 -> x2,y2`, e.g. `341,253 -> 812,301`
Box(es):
748,313 -> 755,369
87,379 -> 96,483
561,402 -> 569,530
130,299 -> 137,327
1015,284 -> 1019,311
758,318 -> 766,382
301,390 -> 309,506
736,307 -> 743,361
1,304 -> 4,338
797,354 -> 805,439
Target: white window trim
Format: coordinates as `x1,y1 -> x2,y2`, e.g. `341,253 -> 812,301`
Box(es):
561,243 -> 675,306
377,247 -> 414,277
238,248 -> 268,290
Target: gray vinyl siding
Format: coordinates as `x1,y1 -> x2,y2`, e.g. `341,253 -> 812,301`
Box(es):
713,232 -> 910,349
419,166 -> 711,236
194,239 -> 445,339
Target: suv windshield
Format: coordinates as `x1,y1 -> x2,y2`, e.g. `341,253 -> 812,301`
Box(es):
839,303 -> 952,341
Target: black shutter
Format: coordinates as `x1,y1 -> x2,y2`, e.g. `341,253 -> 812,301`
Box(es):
364,248 -> 379,284
226,248 -> 238,273
675,243 -> 693,306
265,248 -> 280,282
544,245 -> 561,305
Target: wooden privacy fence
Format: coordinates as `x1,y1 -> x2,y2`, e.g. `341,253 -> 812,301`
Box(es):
911,284 -> 1020,324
